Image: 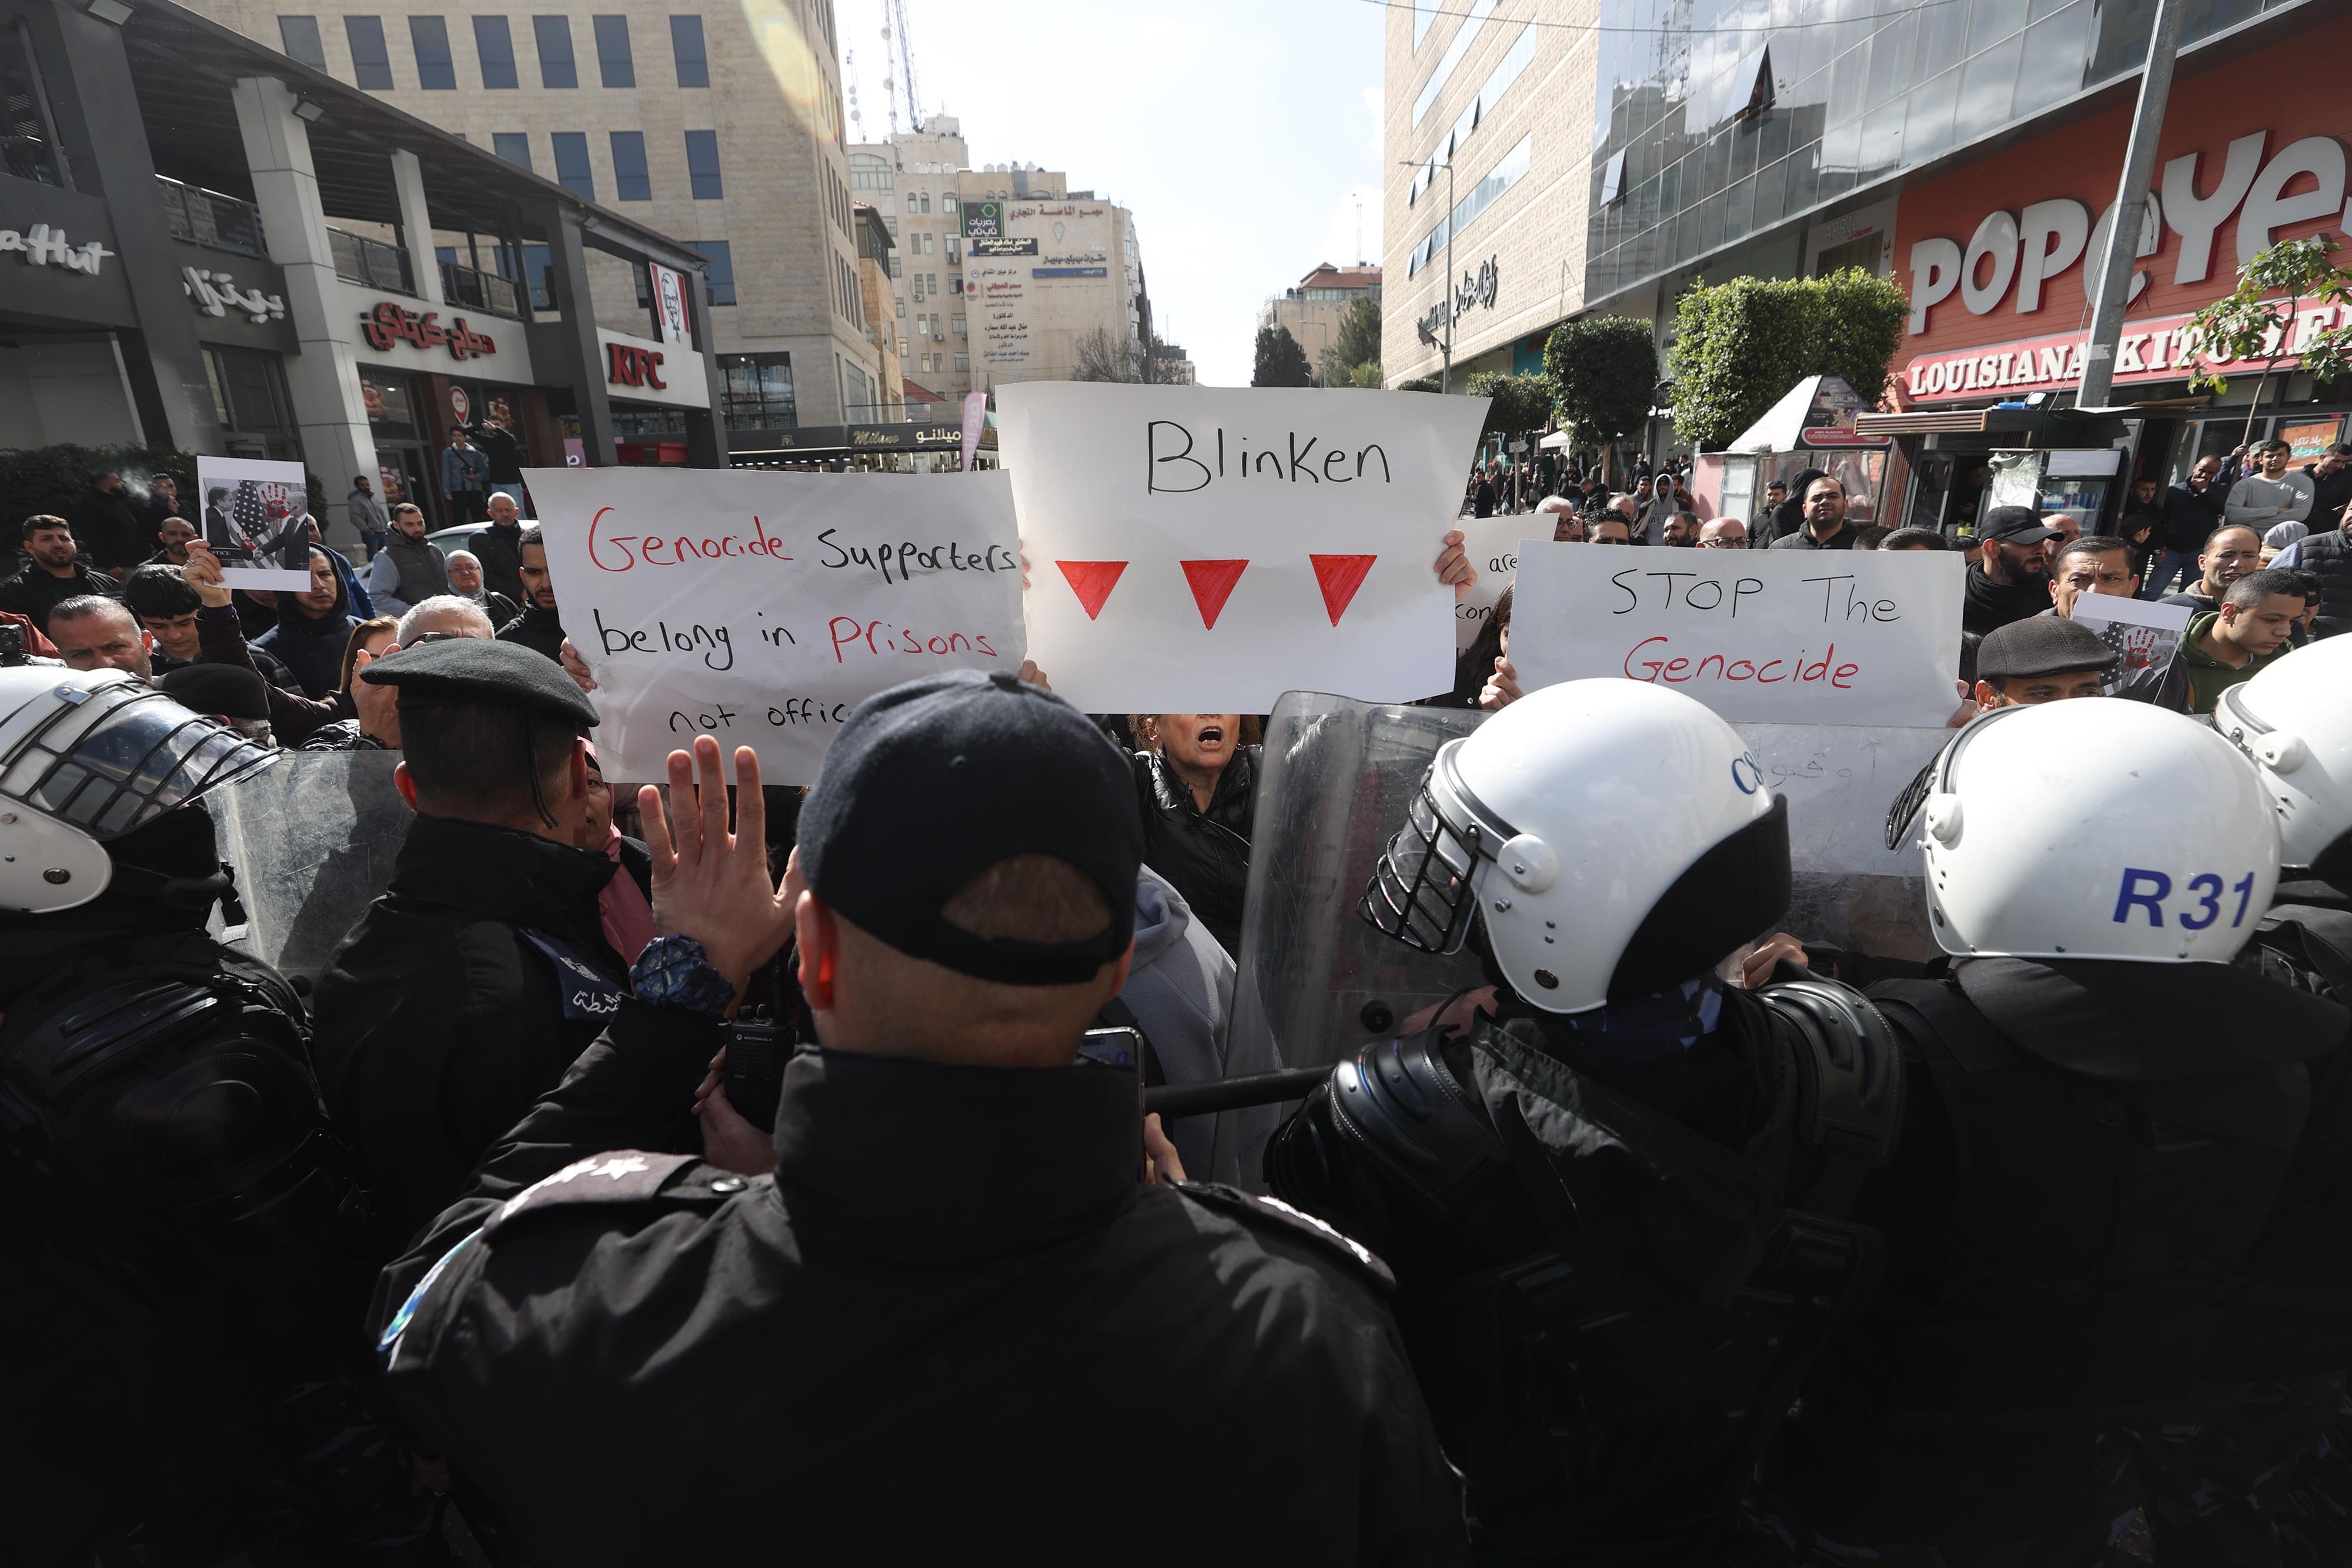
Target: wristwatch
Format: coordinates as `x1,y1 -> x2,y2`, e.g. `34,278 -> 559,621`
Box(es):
630,933 -> 736,1018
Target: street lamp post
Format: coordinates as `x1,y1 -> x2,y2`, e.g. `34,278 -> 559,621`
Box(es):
1400,156 -> 1456,393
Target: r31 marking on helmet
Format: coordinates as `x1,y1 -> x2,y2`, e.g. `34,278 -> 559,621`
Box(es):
1731,752 -> 1765,794
2112,868 -> 2259,930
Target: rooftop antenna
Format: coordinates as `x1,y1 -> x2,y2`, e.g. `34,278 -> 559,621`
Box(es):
886,0 -> 925,135
1355,195 -> 1364,265
845,47 -> 866,136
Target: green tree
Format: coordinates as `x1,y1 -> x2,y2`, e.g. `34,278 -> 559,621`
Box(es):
1251,325 -> 1314,387
1465,371 -> 1556,440
1544,316 -> 1656,455
1324,296 -> 1382,384
1398,375 -> 1442,393
1665,268 -> 1908,447
1344,360 -> 1384,389
2184,235 -> 2352,446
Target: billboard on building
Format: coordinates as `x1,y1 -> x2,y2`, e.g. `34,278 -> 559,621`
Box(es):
962,199 -> 1004,239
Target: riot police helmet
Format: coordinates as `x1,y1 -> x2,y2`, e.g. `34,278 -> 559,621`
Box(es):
2216,637 -> 2352,885
1902,699 -> 2277,962
1360,679 -> 1790,1013
0,665 -> 275,914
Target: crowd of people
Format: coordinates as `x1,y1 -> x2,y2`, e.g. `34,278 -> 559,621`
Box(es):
2,440 -> 2351,1567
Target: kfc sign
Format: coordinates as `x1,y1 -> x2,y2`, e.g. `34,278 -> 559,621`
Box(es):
1906,131 -> 2347,335
607,343 -> 667,390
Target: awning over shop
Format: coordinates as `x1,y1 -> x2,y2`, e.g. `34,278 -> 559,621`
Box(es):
1726,374 -> 1886,452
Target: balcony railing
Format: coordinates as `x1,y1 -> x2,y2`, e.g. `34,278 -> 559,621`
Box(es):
439,260 -> 526,320
329,227 -> 413,296
158,176 -> 266,258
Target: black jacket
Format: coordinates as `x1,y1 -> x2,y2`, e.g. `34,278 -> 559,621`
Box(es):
370,1015 -> 1464,1566
68,486 -> 146,571
1961,561 -> 2051,636
2298,526 -> 2352,638
469,522 -> 527,607
1131,746 -> 1256,956
2160,479 -> 2228,552
311,813 -> 624,1261
496,601 -> 566,661
0,561 -> 119,633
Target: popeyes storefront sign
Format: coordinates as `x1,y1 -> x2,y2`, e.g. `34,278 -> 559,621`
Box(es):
1891,18 -> 2352,403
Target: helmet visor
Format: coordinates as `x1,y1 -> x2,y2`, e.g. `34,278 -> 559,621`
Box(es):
1359,778 -> 1486,954
1,680 -> 275,840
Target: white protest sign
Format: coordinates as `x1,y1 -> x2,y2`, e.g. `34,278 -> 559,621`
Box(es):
523,466 -> 1024,783
1509,542 -> 1965,727
2067,593 -> 2192,696
995,382 -> 1489,712
1454,511 -> 1526,652
195,454 -> 318,591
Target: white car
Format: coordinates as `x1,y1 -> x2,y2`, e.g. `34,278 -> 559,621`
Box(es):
425,523 -> 535,559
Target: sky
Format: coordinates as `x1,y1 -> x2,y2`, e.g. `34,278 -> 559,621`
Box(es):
837,0 -> 1386,386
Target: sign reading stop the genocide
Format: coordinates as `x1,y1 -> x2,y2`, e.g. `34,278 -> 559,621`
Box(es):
523,465 -> 1025,783
996,382 -> 1489,713
1508,541 -> 1964,727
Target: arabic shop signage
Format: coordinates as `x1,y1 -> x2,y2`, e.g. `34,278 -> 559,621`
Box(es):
741,421 -> 994,454
961,199 -> 1005,240
607,343 -> 667,389
1,220 -> 112,275
968,236 -> 1037,257
1416,255 -> 1501,347
358,300 -> 497,360
184,266 -> 284,325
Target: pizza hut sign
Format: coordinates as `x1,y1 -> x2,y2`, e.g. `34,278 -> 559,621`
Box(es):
1905,131 -> 2347,336
359,300 -> 497,360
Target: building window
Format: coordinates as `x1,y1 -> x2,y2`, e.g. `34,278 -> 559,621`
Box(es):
850,151 -> 892,190
609,131 -> 650,199
952,313 -> 964,335
888,255 -> 901,278
203,346 -> 305,463
918,192 -> 930,213
905,191 -> 917,214
521,242 -> 554,310
409,17 -> 455,89
474,16 -> 517,87
945,238 -> 958,263
278,15 -> 327,70
697,240 -> 733,304
593,15 -> 633,87
953,352 -> 968,373
550,131 -> 594,198
721,352 -> 794,427
345,16 -> 392,88
533,15 -> 576,88
684,129 -> 722,198
670,15 -> 707,86
884,215 -> 898,238
895,296 -> 904,317
492,131 -> 532,169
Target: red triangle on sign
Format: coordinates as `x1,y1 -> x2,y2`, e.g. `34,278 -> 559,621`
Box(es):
1309,554 -> 1377,626
1056,560 -> 1129,620
1180,559 -> 1250,630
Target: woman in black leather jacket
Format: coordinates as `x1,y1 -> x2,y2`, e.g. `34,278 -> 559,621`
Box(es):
1127,714 -> 1262,957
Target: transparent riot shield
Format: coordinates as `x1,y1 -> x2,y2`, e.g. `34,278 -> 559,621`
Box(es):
1208,695 -> 1948,1189
208,751 -> 410,985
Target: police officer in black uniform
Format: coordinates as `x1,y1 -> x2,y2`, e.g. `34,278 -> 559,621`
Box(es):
368,673 -> 1461,1564
0,666 -> 435,1564
1754,697 -> 2351,1564
310,638 -> 623,1263
1265,679 -> 1905,1562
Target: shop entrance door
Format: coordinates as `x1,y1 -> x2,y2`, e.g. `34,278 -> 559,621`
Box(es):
376,445 -> 434,526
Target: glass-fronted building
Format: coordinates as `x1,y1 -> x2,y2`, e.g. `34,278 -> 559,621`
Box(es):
1583,0 -> 2303,310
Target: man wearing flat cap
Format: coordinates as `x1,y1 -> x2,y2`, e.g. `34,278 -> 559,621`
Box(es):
311,638 -> 629,1265
1969,616 -> 2117,712
1963,506 -> 2060,637
370,671 -> 1462,1564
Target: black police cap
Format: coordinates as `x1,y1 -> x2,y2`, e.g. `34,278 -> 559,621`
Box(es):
1977,616 -> 2118,680
358,636 -> 598,728
156,662 -> 270,722
799,669 -> 1143,987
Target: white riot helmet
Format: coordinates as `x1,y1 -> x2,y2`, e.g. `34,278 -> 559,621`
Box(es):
0,666 -> 275,914
1360,680 -> 1789,1014
2215,638 -> 2352,884
1896,701 -> 2277,963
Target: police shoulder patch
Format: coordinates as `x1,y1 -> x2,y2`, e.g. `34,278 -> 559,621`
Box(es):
1173,1181 -> 1395,1291
481,1149 -> 714,1236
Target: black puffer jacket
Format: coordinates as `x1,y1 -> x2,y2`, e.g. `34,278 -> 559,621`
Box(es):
1130,746 -> 1257,957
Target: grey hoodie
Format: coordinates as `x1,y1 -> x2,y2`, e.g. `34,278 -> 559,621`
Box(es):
1116,865 -> 1235,1178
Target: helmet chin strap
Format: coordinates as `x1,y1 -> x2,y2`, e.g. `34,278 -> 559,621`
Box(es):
105,860 -> 243,922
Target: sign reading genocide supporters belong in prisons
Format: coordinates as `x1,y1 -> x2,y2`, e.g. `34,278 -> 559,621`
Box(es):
995,383 -> 1490,713
1508,541 -> 1965,727
524,466 -> 1026,783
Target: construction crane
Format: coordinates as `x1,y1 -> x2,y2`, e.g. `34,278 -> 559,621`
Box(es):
877,0 -> 924,135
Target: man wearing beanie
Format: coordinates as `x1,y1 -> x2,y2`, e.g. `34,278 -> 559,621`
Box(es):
370,673 -> 1461,1566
